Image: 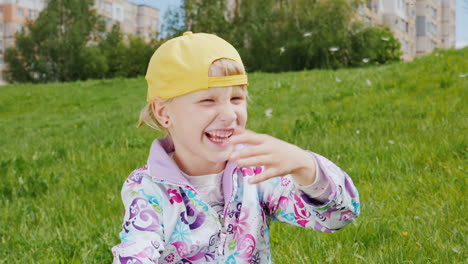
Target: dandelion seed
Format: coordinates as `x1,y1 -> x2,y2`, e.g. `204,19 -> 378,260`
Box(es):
265,108 -> 273,118
435,53 -> 439,57
335,77 -> 342,82
452,247 -> 461,254
458,165 -> 463,170
303,32 -> 312,37
459,73 -> 467,78
329,46 -> 339,52
18,177 -> 25,185
381,37 -> 390,41
362,58 -> 369,63
356,130 -> 360,134
388,140 -> 395,144
402,231 -> 408,237
414,216 -> 420,219
366,79 -> 372,86
279,47 -> 285,55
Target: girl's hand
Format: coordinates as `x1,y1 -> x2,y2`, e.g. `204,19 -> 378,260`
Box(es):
228,128 -> 317,185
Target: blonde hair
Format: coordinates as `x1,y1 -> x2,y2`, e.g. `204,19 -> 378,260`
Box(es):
137,59 -> 248,131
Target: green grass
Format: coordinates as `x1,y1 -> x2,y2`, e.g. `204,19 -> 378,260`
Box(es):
0,48 -> 466,263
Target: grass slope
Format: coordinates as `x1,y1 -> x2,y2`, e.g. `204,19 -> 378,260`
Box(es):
0,48 -> 466,263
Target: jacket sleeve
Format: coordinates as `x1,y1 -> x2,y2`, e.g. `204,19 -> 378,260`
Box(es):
112,169 -> 165,263
259,152 -> 360,232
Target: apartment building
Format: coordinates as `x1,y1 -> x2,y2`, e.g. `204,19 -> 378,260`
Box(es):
94,0 -> 159,42
362,0 -> 455,61
0,0 -> 159,84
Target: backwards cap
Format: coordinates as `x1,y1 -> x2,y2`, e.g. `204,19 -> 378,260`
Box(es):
145,31 -> 248,101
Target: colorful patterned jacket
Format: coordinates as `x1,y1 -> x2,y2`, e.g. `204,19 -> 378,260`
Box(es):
112,138 -> 360,263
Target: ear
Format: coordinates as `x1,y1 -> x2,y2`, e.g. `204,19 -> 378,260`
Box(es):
151,98 -> 171,128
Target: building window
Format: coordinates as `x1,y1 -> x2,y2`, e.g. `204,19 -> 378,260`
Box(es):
17,24 -> 22,32
0,40 -> 3,53
29,9 -> 34,19
17,8 -> 24,17
366,0 -> 371,9
431,7 -> 437,19
373,2 -> 379,13
365,16 -> 371,27
405,22 -> 409,33
401,40 -> 408,52
105,18 -> 112,27
0,7 -> 3,16
416,16 -> 426,36
104,2 -> 112,13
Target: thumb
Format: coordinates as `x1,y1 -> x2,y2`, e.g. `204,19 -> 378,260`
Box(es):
229,126 -> 246,147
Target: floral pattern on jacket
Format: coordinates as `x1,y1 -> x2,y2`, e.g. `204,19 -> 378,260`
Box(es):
112,138 -> 360,263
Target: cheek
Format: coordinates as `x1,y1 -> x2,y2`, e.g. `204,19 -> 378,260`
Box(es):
237,107 -> 248,126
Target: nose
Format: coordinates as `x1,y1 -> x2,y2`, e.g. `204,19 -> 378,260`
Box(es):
218,103 -> 237,124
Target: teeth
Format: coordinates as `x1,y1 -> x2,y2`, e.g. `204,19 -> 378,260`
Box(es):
210,137 -> 229,142
206,130 -> 233,138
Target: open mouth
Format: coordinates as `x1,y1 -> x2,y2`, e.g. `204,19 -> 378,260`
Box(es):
205,129 -> 234,144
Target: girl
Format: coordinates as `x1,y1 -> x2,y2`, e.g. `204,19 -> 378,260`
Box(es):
112,32 -> 360,264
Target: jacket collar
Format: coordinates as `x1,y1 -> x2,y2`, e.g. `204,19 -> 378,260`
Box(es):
147,138 -> 238,194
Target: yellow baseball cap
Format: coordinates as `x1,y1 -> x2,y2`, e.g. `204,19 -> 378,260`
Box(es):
145,31 -> 248,101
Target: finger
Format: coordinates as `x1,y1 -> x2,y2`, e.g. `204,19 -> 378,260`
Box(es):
248,168 -> 279,184
229,144 -> 270,161
232,126 -> 246,136
236,154 -> 272,168
229,129 -> 266,146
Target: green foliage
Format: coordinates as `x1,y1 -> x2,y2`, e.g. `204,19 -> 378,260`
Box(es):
168,0 -> 402,72
98,24 -> 127,78
77,46 -> 109,79
0,48 -> 466,263
4,1 -> 160,83
350,26 -> 402,66
4,0 -> 99,83
121,36 -> 158,78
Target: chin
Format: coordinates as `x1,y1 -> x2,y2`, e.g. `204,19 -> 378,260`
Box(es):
210,146 -> 234,163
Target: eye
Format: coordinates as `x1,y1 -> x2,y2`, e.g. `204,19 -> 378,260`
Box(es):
199,99 -> 215,104
231,96 -> 244,103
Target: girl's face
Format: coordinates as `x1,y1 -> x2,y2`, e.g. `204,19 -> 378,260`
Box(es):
165,86 -> 247,175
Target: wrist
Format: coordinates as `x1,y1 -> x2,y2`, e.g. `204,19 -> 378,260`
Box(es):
292,152 -> 317,186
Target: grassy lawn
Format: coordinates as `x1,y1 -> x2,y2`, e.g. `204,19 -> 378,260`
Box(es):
0,48 -> 466,263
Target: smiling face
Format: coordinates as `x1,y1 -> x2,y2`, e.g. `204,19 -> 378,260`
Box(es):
164,86 -> 247,175
151,59 -> 248,176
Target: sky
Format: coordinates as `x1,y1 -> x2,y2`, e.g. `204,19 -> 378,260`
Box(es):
129,0 -> 467,48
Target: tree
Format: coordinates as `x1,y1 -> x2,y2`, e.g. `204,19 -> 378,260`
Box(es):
98,24 -> 126,78
121,36 -> 159,78
165,0 -> 400,72
4,0 -> 100,83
